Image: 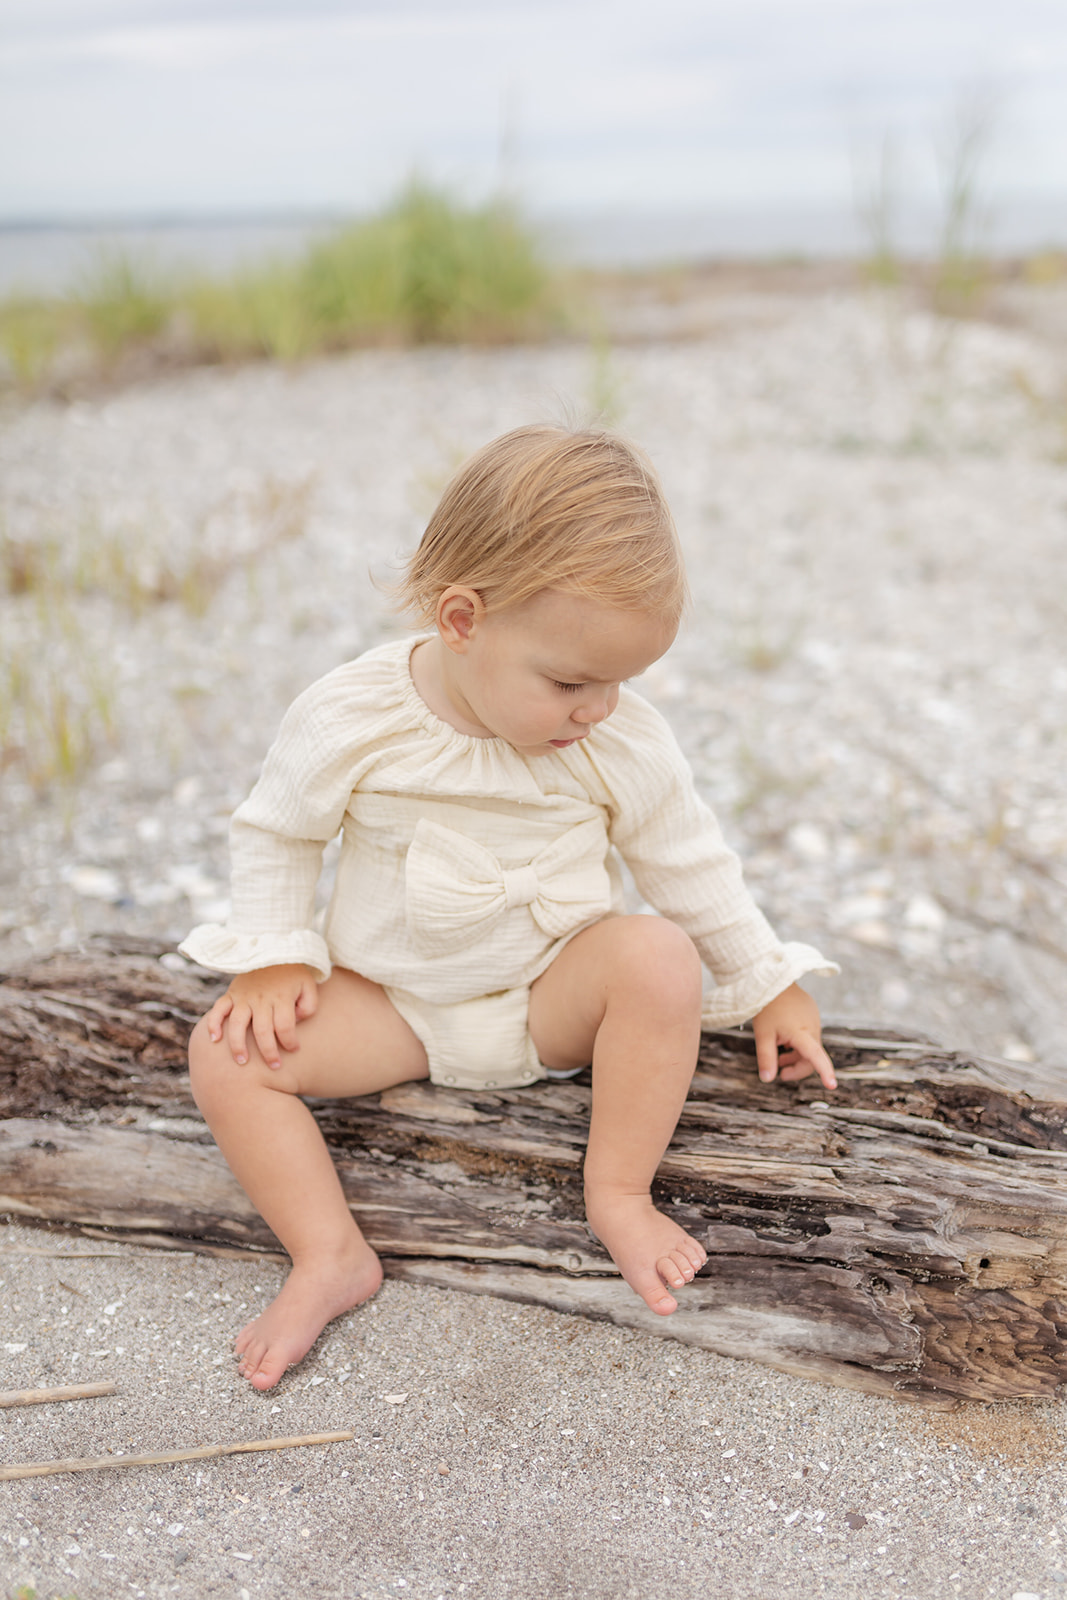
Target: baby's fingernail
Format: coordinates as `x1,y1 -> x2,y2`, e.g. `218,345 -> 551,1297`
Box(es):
759,1070 -> 773,1082
235,1054 -> 247,1064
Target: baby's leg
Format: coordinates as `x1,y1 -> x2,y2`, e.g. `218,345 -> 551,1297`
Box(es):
188,967 -> 429,1390
529,916 -> 706,1316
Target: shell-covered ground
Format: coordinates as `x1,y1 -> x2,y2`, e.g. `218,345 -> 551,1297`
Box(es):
3,282 -> 1065,1064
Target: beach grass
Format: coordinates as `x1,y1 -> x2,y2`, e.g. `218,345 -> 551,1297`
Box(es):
0,182 -> 561,389
0,476 -> 312,788
75,250 -> 176,354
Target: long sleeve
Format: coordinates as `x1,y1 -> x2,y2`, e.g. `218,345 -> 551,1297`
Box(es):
179,660 -> 386,980
591,691 -> 838,1027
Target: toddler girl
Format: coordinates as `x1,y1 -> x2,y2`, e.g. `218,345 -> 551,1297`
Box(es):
182,424 -> 837,1392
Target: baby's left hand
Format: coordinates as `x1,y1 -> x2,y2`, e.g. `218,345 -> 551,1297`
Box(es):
751,983 -> 836,1090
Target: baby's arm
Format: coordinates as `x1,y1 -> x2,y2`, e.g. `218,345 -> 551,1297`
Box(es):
597,692 -> 839,1080
751,982 -> 836,1090
204,964 -> 319,1069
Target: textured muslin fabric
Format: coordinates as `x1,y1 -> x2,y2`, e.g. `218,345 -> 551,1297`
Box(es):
180,635 -> 836,1049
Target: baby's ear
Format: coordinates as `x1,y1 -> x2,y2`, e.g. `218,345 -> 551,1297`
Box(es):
437,586 -> 485,650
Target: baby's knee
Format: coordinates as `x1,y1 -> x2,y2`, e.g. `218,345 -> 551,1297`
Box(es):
187,1015 -> 248,1109
608,916 -> 702,1013
188,1015 -> 302,1107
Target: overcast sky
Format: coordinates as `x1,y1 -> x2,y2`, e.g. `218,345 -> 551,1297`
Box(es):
2,0 -> 1066,222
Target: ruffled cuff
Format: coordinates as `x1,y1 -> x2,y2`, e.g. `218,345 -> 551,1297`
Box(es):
177,926 -> 333,983
700,941 -> 839,1030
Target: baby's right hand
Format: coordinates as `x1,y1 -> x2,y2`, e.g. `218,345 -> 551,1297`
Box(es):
204,964 -> 319,1069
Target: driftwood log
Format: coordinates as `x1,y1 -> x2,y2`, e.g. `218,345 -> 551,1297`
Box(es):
2,937 -> 1067,1409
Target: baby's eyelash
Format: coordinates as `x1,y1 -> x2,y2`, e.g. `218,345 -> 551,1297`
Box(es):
553,680 -> 584,693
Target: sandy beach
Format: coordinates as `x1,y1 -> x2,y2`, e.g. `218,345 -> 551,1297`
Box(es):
2,276 -> 1067,1598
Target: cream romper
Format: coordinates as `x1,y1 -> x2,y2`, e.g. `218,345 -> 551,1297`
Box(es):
181,636 -> 834,1087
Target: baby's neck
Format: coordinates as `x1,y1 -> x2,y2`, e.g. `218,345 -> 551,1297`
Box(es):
409,638 -> 489,737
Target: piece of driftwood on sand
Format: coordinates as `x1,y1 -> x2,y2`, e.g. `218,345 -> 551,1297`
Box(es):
0,1430 -> 355,1482
0,1380 -> 117,1408
2,939 -> 1066,1410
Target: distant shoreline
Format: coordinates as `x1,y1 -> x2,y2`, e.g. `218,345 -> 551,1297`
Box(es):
2,199 -> 1065,296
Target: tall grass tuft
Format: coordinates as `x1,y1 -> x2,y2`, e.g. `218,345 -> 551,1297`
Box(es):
854,133 -> 903,287
0,295 -> 74,386
191,182 -> 554,360
853,91 -> 1001,323
0,598 -> 117,791
931,88 -> 997,316
0,183 -> 559,387
76,249 -> 175,355
304,181 -> 552,344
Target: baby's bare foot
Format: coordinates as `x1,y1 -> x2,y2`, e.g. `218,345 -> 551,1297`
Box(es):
234,1236 -> 383,1391
585,1190 -> 707,1316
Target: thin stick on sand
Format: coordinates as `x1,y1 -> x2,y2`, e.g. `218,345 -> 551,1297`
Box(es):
0,1430 -> 355,1482
0,1381 -> 118,1409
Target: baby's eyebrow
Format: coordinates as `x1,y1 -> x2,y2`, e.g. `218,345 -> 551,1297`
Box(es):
547,665 -> 609,684
539,658 -> 590,680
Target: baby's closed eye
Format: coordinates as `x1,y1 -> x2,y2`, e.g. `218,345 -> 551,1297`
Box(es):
551,678 -> 632,693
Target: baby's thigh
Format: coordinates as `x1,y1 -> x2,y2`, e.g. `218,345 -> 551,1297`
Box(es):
192,967 -> 430,1100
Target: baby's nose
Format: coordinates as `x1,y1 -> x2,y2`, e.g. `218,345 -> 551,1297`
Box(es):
578,695 -> 612,725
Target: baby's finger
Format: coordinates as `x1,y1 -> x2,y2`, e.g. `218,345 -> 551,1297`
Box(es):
778,1057 -> 816,1082
791,1029 -> 837,1090
251,1011 -> 282,1070
225,1004 -> 252,1065
272,1001 -> 301,1054
205,992 -> 234,1042
295,979 -> 318,1022
755,1029 -> 780,1083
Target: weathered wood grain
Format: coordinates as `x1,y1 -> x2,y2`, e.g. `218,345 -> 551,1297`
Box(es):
2,938 -> 1067,1405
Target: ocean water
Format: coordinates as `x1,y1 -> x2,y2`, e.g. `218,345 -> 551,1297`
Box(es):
1,199 -> 1064,297
0,220 -> 338,298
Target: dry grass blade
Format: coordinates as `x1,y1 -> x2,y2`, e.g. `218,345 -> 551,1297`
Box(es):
0,1429 -> 355,1481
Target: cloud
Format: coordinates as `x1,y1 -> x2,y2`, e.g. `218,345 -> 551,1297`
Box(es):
2,0 -> 1066,217
1,0 -> 533,42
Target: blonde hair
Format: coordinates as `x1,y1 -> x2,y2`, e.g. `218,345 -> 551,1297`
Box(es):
396,425 -> 688,625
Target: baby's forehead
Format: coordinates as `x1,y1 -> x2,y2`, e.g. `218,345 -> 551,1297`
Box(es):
507,590 -> 676,674
513,586 -> 674,627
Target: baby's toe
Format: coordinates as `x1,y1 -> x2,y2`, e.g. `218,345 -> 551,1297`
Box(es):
662,1249 -> 697,1286
656,1253 -> 691,1294
235,1326 -> 293,1391
630,1262 -> 679,1316
237,1337 -> 267,1378
248,1355 -> 288,1392
682,1237 -> 708,1272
